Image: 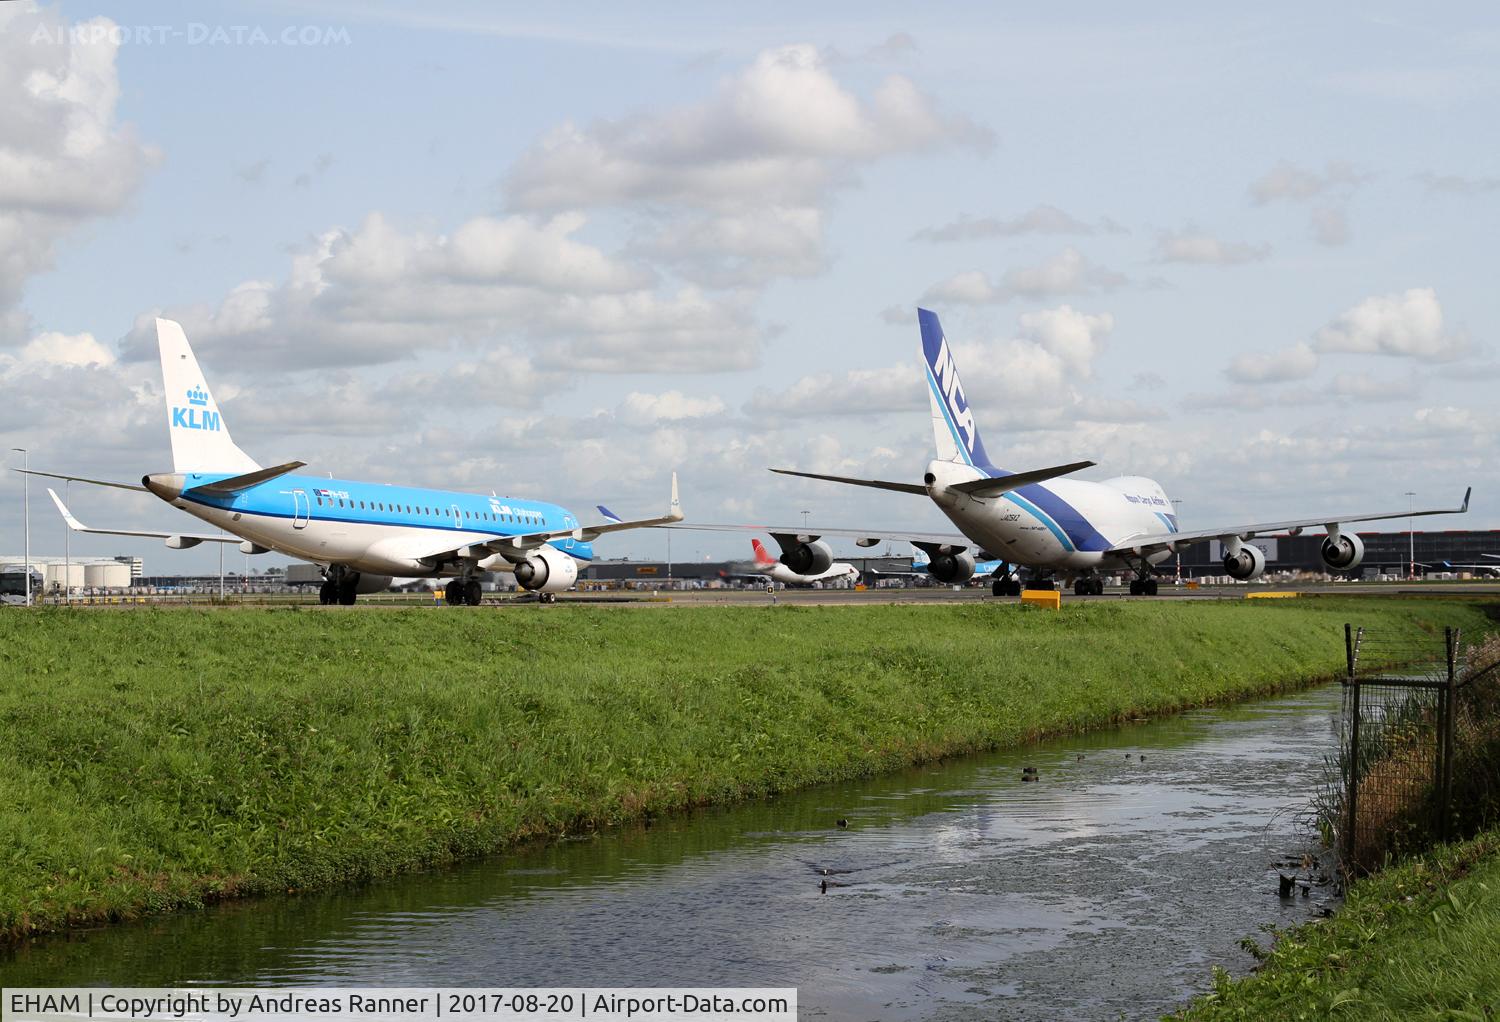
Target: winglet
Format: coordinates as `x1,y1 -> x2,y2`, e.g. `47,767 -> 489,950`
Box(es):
1461,486 -> 1471,514
47,488 -> 88,532
668,471 -> 682,521
596,504 -> 623,524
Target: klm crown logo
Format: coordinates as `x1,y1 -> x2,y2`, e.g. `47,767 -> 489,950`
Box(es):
172,383 -> 221,432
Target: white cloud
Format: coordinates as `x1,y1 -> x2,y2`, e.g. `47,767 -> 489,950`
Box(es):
1330,371 -> 1418,401
0,6 -> 157,338
912,205 -> 1119,243
1154,228 -> 1271,265
617,390 -> 728,426
503,44 -> 989,290
1313,287 -> 1467,360
1247,160 -> 1368,205
120,212 -> 761,375
921,248 -> 1127,305
1224,342 -> 1319,384
745,365 -> 921,418
1309,206 -> 1350,246
19,330 -> 114,368
1414,171 -> 1500,196
506,43 -> 991,212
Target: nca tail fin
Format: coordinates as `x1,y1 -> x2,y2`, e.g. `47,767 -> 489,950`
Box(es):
751,538 -> 777,568
918,308 -> 991,468
157,318 -> 260,474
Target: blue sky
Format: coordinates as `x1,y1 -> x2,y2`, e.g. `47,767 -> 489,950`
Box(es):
2,1 -> 1496,571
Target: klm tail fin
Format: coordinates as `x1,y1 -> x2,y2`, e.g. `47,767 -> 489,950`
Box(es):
156,319 -> 260,474
918,308 -> 991,468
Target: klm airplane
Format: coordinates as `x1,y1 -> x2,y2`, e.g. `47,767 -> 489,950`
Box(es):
30,319 -> 681,605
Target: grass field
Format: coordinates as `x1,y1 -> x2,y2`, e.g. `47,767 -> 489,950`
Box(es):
1176,823 -> 1500,1020
0,597 -> 1492,944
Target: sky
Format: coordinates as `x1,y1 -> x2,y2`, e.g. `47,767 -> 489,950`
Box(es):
1,1 -> 1496,573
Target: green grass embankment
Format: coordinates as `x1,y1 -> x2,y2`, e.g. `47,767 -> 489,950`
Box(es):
1176,825 -> 1500,1020
0,598 -> 1490,943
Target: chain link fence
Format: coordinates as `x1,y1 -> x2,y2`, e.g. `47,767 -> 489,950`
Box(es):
1334,626 -> 1500,875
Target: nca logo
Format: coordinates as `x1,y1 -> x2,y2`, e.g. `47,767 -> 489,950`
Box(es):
931,337 -> 977,453
171,385 -> 220,431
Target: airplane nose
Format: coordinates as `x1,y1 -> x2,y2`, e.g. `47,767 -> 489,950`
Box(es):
143,473 -> 185,500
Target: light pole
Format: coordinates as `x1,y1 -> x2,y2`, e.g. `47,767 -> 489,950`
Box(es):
1404,491 -> 1416,581
63,479 -> 70,605
10,448 -> 28,605
1171,498 -> 1184,584
801,509 -> 811,531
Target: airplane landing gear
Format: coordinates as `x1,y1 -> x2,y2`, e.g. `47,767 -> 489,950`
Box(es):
991,570 -> 1022,597
1128,576 -> 1159,596
320,567 -> 359,605
444,579 -> 484,606
1072,575 -> 1104,596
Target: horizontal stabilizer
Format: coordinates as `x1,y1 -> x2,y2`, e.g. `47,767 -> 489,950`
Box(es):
46,489 -> 240,544
17,469 -> 146,492
769,468 -> 927,495
190,461 -> 306,497
948,460 -> 1097,497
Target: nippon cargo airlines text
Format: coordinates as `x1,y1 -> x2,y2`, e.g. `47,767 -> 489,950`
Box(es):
1,989 -> 798,1022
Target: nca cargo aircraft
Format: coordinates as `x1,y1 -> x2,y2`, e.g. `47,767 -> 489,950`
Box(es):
29,319 -> 681,605
675,309 -> 1470,596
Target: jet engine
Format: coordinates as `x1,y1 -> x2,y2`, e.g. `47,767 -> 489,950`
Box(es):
354,573 -> 394,594
1321,533 -> 1365,572
927,550 -> 977,584
780,539 -> 833,576
514,547 -> 579,593
1222,544 -> 1267,581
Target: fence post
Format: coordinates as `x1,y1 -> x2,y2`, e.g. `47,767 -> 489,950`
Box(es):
1345,632 -> 1362,869
1439,628 -> 1459,842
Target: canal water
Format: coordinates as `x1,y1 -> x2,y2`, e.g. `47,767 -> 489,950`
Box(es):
1,685 -> 1344,1020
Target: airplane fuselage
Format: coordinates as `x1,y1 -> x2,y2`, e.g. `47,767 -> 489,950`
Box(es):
924,460 -> 1177,573
146,471 -> 594,577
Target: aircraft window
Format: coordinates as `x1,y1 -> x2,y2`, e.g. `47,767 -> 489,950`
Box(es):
360,501 -> 366,509
316,497 -> 323,506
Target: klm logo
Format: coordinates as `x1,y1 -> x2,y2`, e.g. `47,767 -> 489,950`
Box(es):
932,337 -> 977,453
172,385 -> 219,431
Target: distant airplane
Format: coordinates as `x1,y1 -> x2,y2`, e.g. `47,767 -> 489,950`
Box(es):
27,319 -> 681,605
747,538 -> 859,587
1438,554 -> 1500,577
669,308 -> 1470,597
910,544 -> 1008,585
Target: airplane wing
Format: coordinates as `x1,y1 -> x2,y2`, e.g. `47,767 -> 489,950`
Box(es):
47,489 -> 241,544
769,459 -> 1096,498
1104,487 -> 1472,556
412,473 -> 683,567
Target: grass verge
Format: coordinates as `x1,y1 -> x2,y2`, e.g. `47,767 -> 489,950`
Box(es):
0,597 -> 1491,944
1174,825 -> 1500,1020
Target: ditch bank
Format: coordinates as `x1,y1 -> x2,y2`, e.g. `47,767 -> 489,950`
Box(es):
0,598 -> 1491,944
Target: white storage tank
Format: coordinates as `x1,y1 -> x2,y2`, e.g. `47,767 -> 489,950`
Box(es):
84,562 -> 131,589
43,562 -> 88,591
